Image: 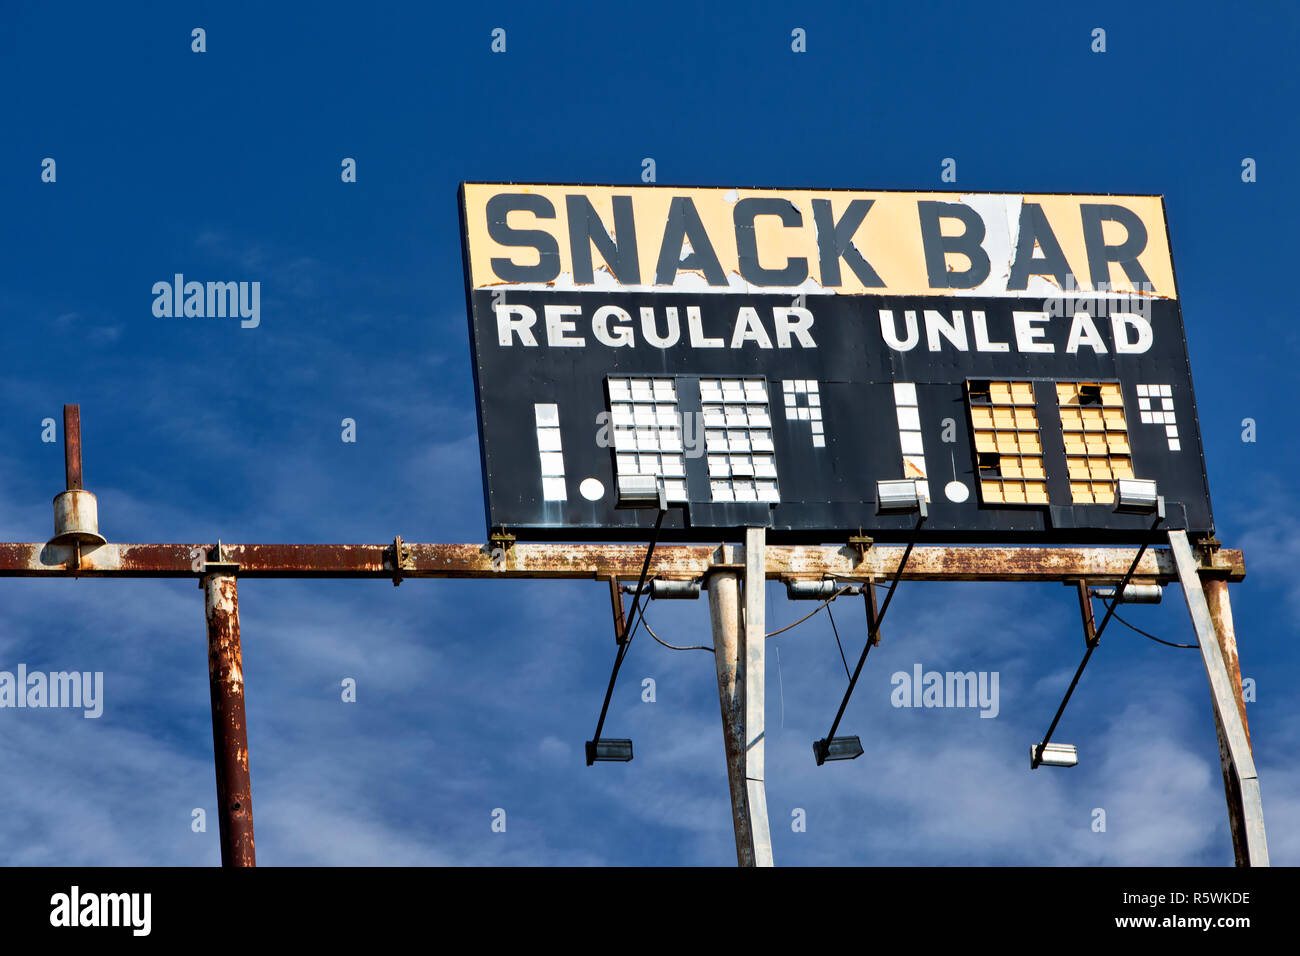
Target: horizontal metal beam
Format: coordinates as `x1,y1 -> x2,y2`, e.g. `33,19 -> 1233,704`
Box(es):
0,541 -> 1244,583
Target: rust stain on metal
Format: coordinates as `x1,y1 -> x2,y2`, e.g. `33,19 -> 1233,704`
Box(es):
708,570 -> 754,866
203,572 -> 255,867
0,540 -> 1247,582
63,405 -> 83,491
1076,579 -> 1098,648
608,577 -> 627,645
1214,717 -> 1250,866
1203,579 -> 1251,751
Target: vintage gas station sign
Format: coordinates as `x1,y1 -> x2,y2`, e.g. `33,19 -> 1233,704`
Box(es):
460,183 -> 1211,542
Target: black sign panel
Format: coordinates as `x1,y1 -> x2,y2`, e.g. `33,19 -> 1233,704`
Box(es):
460,184 -> 1212,543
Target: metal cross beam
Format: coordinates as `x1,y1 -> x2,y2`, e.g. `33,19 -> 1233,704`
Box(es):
0,541 -> 1245,582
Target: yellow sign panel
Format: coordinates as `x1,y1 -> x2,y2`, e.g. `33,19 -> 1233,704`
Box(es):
461,184 -> 1177,299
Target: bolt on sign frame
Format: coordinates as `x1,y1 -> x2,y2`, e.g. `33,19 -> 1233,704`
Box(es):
0,184 -> 1264,868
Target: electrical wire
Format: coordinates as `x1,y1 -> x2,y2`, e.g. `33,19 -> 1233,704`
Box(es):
635,577 -> 855,652
1114,609 -> 1199,648
623,583 -> 656,646
776,645 -> 784,729
642,616 -> 714,652
765,585 -> 855,638
825,601 -> 852,680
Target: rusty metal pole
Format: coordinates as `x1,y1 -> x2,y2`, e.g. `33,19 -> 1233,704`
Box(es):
608,576 -> 627,645
203,570 -> 256,866
1203,577 -> 1255,866
1203,579 -> 1251,749
63,405 -> 83,491
706,528 -> 773,867
1075,579 -> 1097,646
709,569 -> 751,864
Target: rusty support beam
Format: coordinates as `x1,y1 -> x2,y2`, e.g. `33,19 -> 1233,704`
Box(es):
608,577 -> 627,645
1203,580 -> 1250,749
0,542 -> 1245,583
1076,580 -> 1098,647
203,572 -> 256,867
63,405 -> 83,491
1202,578 -> 1255,866
707,571 -> 742,836
709,565 -> 773,866
863,580 -> 882,646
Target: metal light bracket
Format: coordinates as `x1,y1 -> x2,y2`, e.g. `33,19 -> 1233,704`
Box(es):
199,540 -> 241,585
608,576 -> 628,645
1196,535 -> 1222,561
387,534 -> 413,586
849,530 -> 874,562
1075,578 -> 1098,648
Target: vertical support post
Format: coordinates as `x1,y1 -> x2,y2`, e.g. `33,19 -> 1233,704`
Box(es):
608,576 -> 627,645
708,570 -> 747,863
742,527 -> 772,867
203,572 -> 256,867
863,578 -> 882,646
1203,579 -> 1250,749
1203,577 -> 1255,867
707,528 -> 773,867
63,405 -> 83,491
1075,579 -> 1097,647
1169,530 -> 1267,866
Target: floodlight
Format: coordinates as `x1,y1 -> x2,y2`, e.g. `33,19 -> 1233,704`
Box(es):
1114,478 -> 1161,515
787,581 -> 859,601
586,738 -> 634,764
813,736 -> 864,766
616,475 -> 667,510
877,479 -> 928,516
1031,742 -> 1078,768
1091,584 -> 1163,604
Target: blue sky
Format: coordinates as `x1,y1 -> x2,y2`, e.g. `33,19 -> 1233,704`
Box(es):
0,0 -> 1297,865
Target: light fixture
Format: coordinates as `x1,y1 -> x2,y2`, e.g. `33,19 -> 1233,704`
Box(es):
1034,492 -> 1165,772
814,499 -> 925,767
1091,584 -> 1163,604
587,504 -> 667,767
877,478 -> 928,517
49,405 -> 107,548
616,474 -> 668,510
586,739 -> 634,764
813,736 -> 864,765
786,580 -> 860,601
1114,478 -> 1162,515
1031,742 -> 1078,768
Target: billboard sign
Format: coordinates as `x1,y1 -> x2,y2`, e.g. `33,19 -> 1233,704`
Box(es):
459,183 -> 1211,542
